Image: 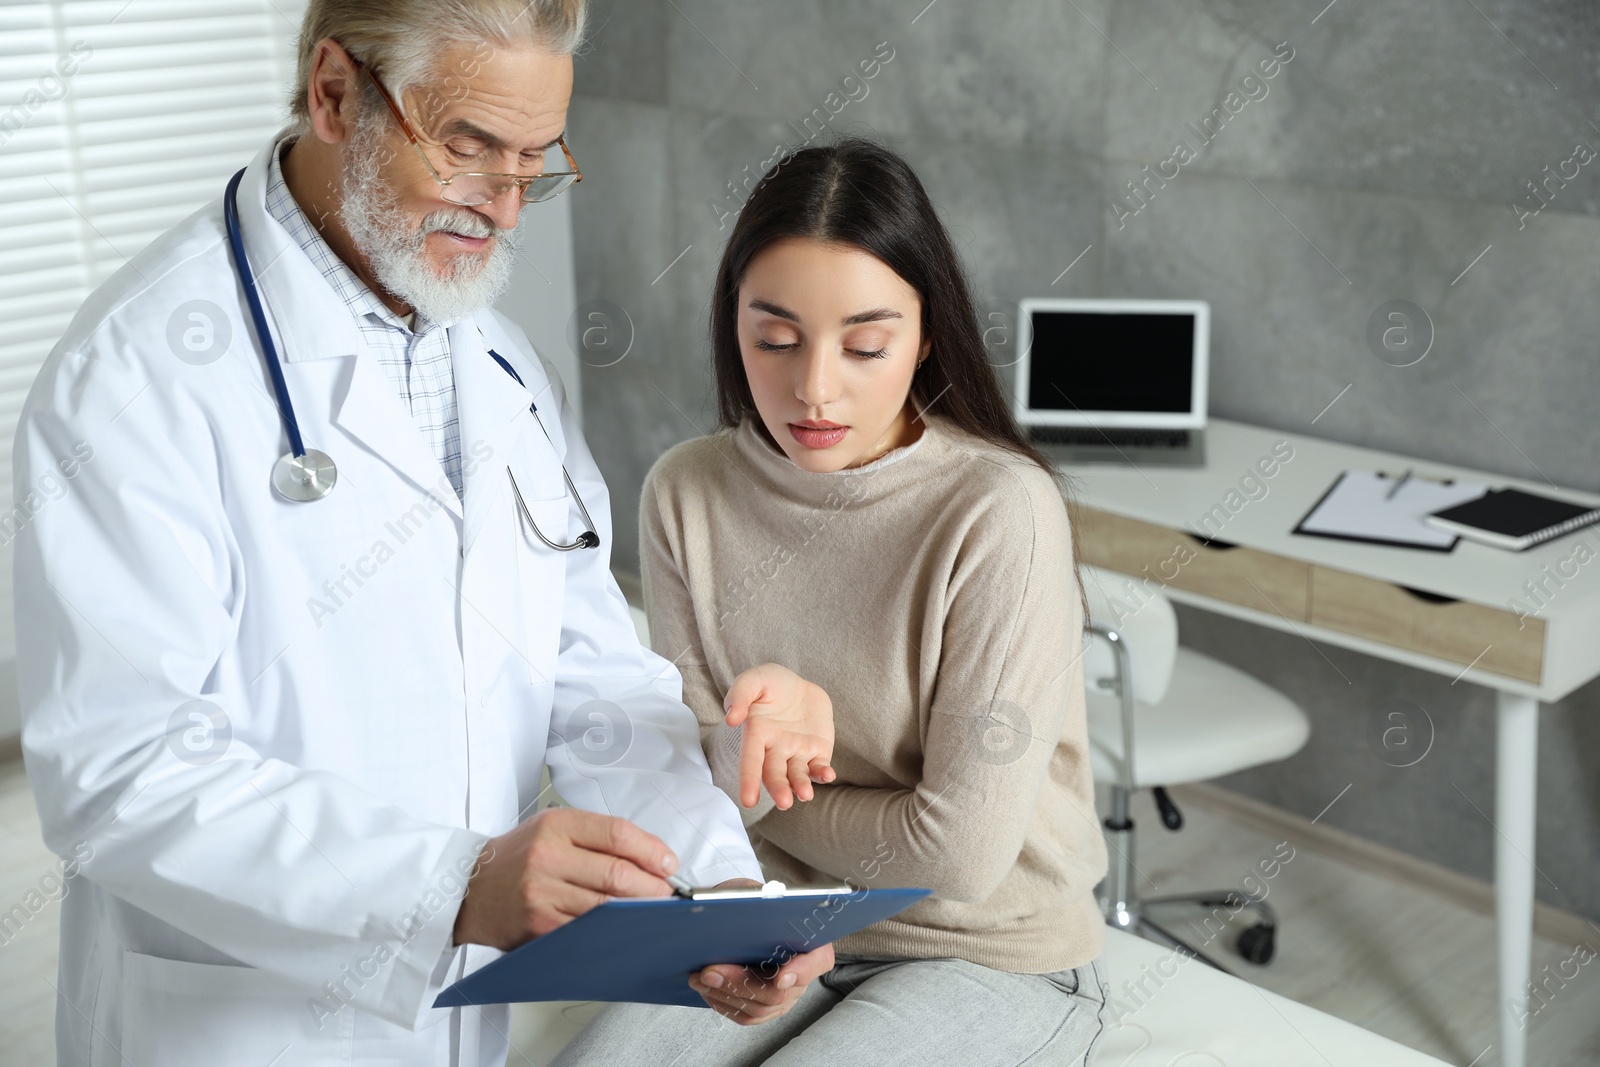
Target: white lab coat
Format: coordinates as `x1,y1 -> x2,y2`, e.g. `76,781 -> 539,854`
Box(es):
13,135 -> 760,1067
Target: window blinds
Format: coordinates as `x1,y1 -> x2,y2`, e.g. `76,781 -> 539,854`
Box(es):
0,0 -> 307,660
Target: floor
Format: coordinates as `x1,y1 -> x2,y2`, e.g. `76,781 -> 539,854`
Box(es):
1,759 -> 1596,1065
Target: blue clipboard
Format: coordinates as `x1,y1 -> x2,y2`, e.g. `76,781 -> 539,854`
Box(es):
434,886 -> 930,1009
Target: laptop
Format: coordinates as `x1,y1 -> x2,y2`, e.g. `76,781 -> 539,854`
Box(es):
1014,298 -> 1210,467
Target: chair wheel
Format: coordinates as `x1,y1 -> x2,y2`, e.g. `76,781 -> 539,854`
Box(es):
1151,786 -> 1184,831
1237,923 -> 1275,965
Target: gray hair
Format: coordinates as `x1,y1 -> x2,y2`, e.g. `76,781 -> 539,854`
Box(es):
288,0 -> 587,132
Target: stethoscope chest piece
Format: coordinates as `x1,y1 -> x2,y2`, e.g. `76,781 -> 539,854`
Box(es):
224,167 -> 338,505
273,449 -> 338,502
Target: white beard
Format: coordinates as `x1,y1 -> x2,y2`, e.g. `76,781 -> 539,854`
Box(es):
339,107 -> 524,325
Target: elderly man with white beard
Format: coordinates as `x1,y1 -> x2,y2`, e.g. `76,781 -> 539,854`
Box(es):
13,2 -> 832,1064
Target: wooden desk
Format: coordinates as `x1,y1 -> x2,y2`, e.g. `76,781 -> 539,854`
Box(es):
1064,418 -> 1600,1067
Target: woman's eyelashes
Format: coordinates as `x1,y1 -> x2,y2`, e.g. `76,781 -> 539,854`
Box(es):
751,337 -> 891,360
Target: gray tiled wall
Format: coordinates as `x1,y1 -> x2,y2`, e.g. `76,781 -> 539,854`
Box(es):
565,0 -> 1600,921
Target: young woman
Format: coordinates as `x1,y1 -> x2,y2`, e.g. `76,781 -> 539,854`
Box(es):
554,139 -> 1108,1067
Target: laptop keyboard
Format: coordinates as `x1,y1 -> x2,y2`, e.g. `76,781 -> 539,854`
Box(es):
1030,426 -> 1192,449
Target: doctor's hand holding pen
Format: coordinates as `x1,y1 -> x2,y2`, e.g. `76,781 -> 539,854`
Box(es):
450,808 -> 679,952
448,804 -> 838,1025
723,663 -> 838,811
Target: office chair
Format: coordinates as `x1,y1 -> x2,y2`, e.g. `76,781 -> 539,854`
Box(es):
1080,564 -> 1311,972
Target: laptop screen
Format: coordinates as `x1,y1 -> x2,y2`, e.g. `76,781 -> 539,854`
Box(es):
1026,310 -> 1196,416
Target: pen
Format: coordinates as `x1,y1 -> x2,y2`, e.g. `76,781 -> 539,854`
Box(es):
1385,467 -> 1413,501
666,873 -> 695,900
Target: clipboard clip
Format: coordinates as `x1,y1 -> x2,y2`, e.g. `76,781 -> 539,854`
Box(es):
666,876 -> 856,901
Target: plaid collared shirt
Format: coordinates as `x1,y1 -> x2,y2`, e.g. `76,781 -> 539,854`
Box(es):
263,137 -> 464,498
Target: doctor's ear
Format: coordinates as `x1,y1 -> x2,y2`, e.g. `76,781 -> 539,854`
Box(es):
302,38 -> 366,146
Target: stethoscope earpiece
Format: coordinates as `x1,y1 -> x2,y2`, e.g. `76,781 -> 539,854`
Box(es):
489,350 -> 601,553
505,461 -> 603,553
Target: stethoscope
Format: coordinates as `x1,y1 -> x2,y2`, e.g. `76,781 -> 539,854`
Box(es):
222,168 -> 600,551
488,350 -> 601,551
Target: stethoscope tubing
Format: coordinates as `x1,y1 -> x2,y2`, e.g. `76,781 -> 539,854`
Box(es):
225,167 -> 307,460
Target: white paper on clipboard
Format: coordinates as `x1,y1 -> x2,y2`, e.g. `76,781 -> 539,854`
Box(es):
1294,469 -> 1489,549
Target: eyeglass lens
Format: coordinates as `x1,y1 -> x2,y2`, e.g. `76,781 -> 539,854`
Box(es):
429,139 -> 577,206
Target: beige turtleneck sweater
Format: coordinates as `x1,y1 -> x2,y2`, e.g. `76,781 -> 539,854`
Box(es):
639,414 -> 1107,973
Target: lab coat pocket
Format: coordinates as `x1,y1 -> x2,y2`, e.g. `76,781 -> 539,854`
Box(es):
513,492 -> 570,685
120,950 -> 348,1065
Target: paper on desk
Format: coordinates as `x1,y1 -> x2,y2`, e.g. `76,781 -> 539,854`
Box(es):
1294,469 -> 1489,549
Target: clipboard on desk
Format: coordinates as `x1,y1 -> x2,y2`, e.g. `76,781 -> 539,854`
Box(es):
1293,469 -> 1489,551
434,885 -> 931,1009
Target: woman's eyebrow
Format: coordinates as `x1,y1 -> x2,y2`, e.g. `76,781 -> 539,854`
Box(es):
747,299 -> 903,326
748,298 -> 799,322
842,307 -> 902,326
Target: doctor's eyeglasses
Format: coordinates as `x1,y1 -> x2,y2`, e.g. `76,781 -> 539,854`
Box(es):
354,59 -> 582,206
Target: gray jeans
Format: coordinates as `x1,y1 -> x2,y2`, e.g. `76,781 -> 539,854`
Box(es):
550,954 -> 1109,1067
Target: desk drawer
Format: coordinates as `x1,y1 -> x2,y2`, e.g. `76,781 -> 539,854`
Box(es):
1308,567 -> 1544,683
1075,508 -> 1310,619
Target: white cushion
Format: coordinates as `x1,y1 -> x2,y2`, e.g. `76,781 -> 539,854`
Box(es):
507,930 -> 1447,1066
1088,646 -> 1310,788
1080,928 -> 1449,1065
509,1001 -> 602,1066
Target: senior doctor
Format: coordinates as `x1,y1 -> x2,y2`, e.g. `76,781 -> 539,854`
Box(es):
14,1 -> 830,1064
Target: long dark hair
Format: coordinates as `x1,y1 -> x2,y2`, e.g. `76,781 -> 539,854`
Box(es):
710,138 -> 1051,471
708,137 -> 1088,617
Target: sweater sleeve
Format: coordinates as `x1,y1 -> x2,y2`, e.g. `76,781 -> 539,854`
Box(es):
752,467 -> 1084,903
639,465 -> 778,828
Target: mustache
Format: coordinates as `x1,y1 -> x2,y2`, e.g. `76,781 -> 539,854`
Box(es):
421,209 -> 501,240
